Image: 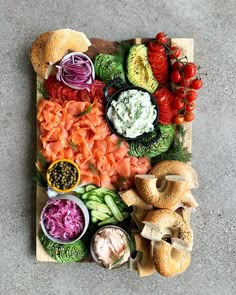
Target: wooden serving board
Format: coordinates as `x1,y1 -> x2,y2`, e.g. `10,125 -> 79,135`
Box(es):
36,37 -> 194,262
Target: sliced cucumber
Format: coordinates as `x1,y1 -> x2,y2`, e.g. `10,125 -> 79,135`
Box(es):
104,194 -> 124,222
85,201 -> 112,215
91,210 -> 111,221
85,184 -> 98,192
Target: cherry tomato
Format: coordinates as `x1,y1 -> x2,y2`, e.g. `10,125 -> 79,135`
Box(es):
179,78 -> 192,87
169,46 -> 181,59
155,32 -> 168,44
186,90 -> 198,102
184,111 -> 194,122
174,98 -> 185,110
175,87 -> 186,99
183,63 -> 197,79
191,79 -> 203,90
172,61 -> 184,71
186,102 -> 195,112
174,114 -> 184,125
171,70 -> 182,83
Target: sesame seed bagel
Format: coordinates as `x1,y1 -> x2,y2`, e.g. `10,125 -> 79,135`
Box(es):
141,209 -> 193,252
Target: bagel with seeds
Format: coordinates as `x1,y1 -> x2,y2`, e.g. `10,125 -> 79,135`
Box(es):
135,174 -> 189,209
151,240 -> 191,277
141,209 -> 193,252
149,160 -> 198,189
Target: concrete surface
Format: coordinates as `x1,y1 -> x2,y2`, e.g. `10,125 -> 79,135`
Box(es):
0,0 -> 235,294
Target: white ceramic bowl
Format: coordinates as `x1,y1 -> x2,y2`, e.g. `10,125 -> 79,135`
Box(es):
57,52 -> 95,90
40,194 -> 90,244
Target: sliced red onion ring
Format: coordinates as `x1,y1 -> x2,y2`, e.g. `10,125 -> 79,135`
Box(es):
56,52 -> 95,90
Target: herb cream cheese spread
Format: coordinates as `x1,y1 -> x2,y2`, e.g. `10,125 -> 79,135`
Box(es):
107,89 -> 157,138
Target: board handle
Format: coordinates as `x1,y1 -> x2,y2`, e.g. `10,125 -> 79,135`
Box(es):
103,78 -> 127,101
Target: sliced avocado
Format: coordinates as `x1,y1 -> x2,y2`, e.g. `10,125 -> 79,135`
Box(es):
127,44 -> 158,93
128,124 -> 175,158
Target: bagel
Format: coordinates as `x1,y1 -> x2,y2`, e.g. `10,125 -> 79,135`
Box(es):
149,160 -> 198,189
119,189 -> 153,210
151,240 -> 191,277
135,174 -> 189,209
44,29 -> 91,65
131,207 -> 150,229
141,209 -> 193,252
129,233 -> 156,277
30,31 -> 53,79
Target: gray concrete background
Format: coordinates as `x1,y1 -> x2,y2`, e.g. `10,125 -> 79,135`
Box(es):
0,0 -> 235,294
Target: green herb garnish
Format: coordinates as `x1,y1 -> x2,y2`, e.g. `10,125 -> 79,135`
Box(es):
75,103 -> 94,117
37,152 -> 50,169
32,167 -> 47,188
116,138 -> 123,148
37,83 -> 49,99
88,163 -> 99,175
151,125 -> 192,164
68,140 -> 78,151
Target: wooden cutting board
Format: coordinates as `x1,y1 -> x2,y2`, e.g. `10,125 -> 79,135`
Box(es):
35,37 -> 194,262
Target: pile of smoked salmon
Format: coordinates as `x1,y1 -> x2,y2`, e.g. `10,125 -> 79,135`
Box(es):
37,78 -> 150,190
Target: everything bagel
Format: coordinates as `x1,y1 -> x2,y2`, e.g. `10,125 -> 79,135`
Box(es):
151,240 -> 191,277
141,209 -> 193,252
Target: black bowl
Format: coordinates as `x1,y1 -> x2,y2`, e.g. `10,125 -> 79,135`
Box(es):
103,77 -> 159,142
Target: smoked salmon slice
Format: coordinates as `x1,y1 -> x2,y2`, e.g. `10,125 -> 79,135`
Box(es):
37,83 -> 151,190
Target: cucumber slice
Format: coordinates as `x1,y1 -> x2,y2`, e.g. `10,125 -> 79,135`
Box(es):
104,194 -> 124,222
98,217 -> 119,227
85,184 -> 98,192
85,201 -> 112,215
91,210 -> 111,221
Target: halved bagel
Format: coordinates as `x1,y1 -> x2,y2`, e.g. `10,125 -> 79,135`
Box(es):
44,29 -> 91,65
149,160 -> 198,189
151,240 -> 191,277
135,174 -> 189,209
129,233 -> 156,277
141,209 -> 193,252
30,31 -> 53,79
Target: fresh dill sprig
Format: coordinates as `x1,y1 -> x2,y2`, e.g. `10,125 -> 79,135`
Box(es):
32,168 -> 47,188
88,163 -> 99,176
37,152 -> 50,169
68,140 -> 78,151
75,103 -> 94,117
151,126 -> 192,164
37,83 -> 49,99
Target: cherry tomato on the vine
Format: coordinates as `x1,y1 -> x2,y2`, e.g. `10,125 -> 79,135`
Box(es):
186,90 -> 198,102
172,61 -> 184,71
183,63 -> 197,79
175,87 -> 186,99
184,111 -> 194,122
174,114 -> 184,125
173,98 -> 185,110
169,46 -> 181,59
186,102 -> 195,112
191,79 -> 203,90
155,32 -> 168,44
179,78 -> 192,87
171,70 -> 182,83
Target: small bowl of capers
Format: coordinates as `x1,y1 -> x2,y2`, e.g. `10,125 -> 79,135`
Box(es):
46,159 -> 80,193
